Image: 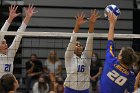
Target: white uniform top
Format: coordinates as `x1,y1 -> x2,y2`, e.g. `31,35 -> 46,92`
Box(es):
64,31 -> 93,90
44,59 -> 62,73
33,82 -> 49,93
0,20 -> 27,78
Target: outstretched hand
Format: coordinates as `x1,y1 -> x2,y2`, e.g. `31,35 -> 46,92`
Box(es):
89,9 -> 100,23
8,5 -> 20,23
24,4 -> 37,18
108,12 -> 117,25
23,4 -> 37,25
75,12 -> 87,26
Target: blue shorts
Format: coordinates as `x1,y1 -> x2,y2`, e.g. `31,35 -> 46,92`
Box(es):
64,87 -> 89,93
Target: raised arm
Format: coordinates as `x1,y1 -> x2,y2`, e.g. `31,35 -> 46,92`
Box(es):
0,5 -> 20,41
106,12 -> 117,59
108,12 -> 117,41
8,5 -> 37,57
65,12 -> 87,61
85,9 -> 100,58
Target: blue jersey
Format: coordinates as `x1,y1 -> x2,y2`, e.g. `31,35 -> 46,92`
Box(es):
100,40 -> 135,93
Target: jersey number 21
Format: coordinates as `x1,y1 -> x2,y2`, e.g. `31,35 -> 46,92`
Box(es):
4,64 -> 11,72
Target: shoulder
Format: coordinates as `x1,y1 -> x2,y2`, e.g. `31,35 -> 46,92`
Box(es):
57,60 -> 62,64
37,60 -> 42,63
33,82 -> 39,87
129,70 -> 135,77
26,61 -> 31,65
105,56 -> 118,62
46,59 -> 50,63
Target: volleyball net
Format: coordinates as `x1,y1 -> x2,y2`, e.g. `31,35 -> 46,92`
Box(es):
0,31 -> 140,38
1,31 -> 140,90
1,31 -> 138,70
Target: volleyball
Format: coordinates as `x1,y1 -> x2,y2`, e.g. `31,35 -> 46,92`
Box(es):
104,4 -> 121,17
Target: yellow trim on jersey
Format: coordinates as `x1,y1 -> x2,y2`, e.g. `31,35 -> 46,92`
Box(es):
114,64 -> 129,75
120,63 -> 128,69
109,46 -> 115,57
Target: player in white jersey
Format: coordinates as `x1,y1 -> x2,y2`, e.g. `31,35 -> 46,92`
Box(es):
0,5 -> 37,78
64,10 -> 100,93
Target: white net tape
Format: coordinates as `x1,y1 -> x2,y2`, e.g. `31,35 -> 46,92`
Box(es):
0,31 -> 140,39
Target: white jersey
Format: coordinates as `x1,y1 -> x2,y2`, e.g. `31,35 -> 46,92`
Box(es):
64,31 -> 93,90
0,20 -> 27,78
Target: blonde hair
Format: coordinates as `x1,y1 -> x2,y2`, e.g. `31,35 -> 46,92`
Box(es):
47,50 -> 59,62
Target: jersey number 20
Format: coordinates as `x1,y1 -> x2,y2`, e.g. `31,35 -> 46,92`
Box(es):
107,70 -> 127,86
77,65 -> 85,72
4,64 -> 11,72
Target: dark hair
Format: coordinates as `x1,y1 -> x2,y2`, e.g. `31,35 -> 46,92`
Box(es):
92,53 -> 99,61
0,73 -> 16,93
121,47 -> 138,67
38,75 -> 49,92
31,53 -> 37,58
56,76 -> 64,85
91,52 -> 102,66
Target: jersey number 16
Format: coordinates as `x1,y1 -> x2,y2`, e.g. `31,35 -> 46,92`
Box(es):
77,65 -> 85,72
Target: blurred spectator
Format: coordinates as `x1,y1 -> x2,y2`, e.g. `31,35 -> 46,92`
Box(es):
49,91 -> 56,93
132,52 -> 140,75
44,50 -> 62,76
33,74 -> 50,93
134,52 -> 140,93
134,72 -> 140,93
25,54 -> 43,93
133,61 -> 140,75
44,50 -> 62,90
54,76 -> 64,93
90,53 -> 102,93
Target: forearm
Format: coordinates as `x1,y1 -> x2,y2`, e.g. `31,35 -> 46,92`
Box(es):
44,68 -> 48,73
135,73 -> 140,90
85,34 -> 93,57
0,20 -> 11,42
84,21 -> 94,57
7,16 -> 14,24
23,16 -> 32,25
94,72 -> 101,78
27,66 -> 34,74
94,67 -> 102,78
65,31 -> 77,59
88,21 -> 95,33
57,67 -> 62,74
1,20 -> 10,32
27,69 -> 33,74
73,23 -> 80,33
108,23 -> 115,40
34,72 -> 42,75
